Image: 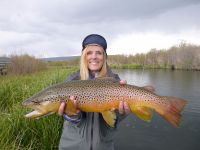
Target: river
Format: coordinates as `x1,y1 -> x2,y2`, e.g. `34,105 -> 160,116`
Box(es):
113,69 -> 200,150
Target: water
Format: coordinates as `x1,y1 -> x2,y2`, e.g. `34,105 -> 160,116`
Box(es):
113,69 -> 200,150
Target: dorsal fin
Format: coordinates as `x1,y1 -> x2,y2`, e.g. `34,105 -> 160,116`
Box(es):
143,85 -> 156,93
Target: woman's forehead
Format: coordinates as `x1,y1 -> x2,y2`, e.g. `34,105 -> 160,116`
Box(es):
86,45 -> 104,51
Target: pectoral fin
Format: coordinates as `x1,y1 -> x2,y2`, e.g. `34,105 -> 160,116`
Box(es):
131,106 -> 153,122
101,111 -> 117,128
64,100 -> 78,116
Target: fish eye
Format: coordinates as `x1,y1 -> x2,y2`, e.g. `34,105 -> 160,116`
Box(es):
32,100 -> 40,104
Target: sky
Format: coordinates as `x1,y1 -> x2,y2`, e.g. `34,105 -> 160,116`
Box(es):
0,0 -> 200,58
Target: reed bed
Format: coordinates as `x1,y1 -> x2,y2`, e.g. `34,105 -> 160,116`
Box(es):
0,67 -> 77,150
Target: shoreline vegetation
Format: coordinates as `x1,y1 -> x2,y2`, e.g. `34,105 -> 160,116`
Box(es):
109,42 -> 200,71
48,42 -> 200,71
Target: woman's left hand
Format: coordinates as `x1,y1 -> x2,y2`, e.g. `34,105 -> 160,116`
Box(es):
118,80 -> 131,115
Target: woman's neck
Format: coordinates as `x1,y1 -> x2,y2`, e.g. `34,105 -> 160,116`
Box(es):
89,71 -> 99,78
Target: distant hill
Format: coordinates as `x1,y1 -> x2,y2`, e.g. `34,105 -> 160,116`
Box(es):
40,56 -> 79,62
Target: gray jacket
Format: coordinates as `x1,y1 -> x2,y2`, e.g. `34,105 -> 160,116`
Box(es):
59,69 -> 126,150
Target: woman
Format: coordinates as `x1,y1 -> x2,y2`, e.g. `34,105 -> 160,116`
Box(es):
58,34 -> 130,150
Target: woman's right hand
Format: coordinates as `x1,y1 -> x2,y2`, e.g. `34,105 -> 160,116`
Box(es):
58,96 -> 80,116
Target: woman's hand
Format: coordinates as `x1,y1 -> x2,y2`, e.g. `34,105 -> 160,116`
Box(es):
58,96 -> 80,116
118,80 -> 131,115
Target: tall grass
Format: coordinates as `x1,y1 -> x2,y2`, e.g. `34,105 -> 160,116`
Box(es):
0,67 -> 78,150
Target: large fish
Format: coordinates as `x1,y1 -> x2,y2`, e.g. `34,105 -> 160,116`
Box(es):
22,78 -> 187,127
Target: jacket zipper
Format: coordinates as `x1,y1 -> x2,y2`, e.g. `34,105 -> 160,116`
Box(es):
90,113 -> 94,150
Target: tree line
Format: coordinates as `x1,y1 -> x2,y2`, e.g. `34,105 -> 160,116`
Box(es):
5,42 -> 200,75
107,42 -> 200,70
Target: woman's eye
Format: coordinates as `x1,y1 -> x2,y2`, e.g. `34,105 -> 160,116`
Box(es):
87,51 -> 92,55
96,51 -> 103,55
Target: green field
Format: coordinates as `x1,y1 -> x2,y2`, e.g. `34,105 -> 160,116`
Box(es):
0,67 -> 77,150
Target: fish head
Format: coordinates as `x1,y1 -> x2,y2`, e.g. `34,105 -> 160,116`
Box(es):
22,89 -> 54,107
22,88 -> 64,119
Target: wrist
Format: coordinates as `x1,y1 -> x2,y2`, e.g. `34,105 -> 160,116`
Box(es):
63,112 -> 82,124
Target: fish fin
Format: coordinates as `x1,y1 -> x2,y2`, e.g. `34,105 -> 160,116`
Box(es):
101,111 -> 117,128
143,85 -> 156,93
130,106 -> 153,122
161,96 -> 187,127
64,100 -> 78,116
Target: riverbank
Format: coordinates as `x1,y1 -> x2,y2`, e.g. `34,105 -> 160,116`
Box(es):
109,64 -> 200,71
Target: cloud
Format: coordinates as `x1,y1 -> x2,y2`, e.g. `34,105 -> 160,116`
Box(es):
0,0 -> 200,57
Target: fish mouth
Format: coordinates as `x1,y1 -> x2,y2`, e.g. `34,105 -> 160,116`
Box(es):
23,101 -> 61,119
25,110 -> 54,119
23,103 -> 44,119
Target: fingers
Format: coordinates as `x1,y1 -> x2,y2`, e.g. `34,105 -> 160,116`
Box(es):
119,101 -> 131,115
123,101 -> 131,114
58,96 -> 80,116
69,95 -> 76,104
58,102 -> 66,116
70,96 -> 80,113
120,80 -> 127,85
119,80 -> 129,114
119,101 -> 124,114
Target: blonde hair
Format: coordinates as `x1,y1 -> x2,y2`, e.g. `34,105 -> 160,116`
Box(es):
80,46 -> 107,80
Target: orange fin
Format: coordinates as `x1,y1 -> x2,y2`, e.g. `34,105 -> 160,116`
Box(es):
161,96 -> 187,127
130,105 -> 153,122
101,111 -> 117,128
64,100 -> 78,116
143,85 -> 156,93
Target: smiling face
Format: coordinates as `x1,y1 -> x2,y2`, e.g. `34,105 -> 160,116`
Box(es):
86,45 -> 105,74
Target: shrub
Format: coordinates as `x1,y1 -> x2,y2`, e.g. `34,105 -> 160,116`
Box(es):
8,54 -> 47,75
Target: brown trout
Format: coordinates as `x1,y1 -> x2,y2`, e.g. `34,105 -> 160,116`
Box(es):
22,78 -> 187,127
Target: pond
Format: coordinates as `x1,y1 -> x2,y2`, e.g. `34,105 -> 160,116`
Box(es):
113,69 -> 200,150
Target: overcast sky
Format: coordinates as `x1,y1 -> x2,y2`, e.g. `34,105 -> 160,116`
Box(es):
0,0 -> 200,58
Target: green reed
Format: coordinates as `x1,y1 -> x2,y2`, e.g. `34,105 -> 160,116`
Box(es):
0,67 -> 77,150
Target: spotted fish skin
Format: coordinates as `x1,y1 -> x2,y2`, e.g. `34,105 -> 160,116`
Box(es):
22,78 -> 187,127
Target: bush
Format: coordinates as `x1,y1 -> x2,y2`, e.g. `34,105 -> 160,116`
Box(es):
8,54 -> 47,75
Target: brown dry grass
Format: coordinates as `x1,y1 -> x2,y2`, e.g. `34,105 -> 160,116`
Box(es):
8,54 -> 47,75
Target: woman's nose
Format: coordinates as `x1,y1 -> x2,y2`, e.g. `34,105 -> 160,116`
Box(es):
91,52 -> 97,59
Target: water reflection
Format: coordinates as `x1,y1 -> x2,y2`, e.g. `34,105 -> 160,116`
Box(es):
113,69 -> 200,150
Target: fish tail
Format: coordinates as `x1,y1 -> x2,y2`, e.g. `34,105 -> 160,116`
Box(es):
161,96 -> 187,127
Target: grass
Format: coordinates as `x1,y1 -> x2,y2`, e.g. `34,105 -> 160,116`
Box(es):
0,67 -> 78,150
110,64 -> 143,69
